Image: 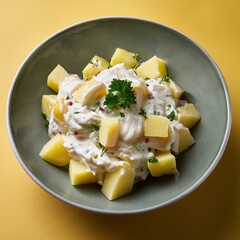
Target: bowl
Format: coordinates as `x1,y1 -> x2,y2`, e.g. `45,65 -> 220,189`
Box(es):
7,17 -> 231,214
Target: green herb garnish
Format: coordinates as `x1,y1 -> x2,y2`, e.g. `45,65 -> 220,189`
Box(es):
91,102 -> 101,112
90,59 -> 99,67
66,95 -> 70,100
41,112 -> 47,120
104,78 -> 136,110
133,53 -> 141,62
42,112 -> 49,129
98,142 -> 107,156
44,122 -> 49,129
139,107 -> 147,119
161,74 -> 170,83
74,111 -> 80,114
148,156 -> 158,163
120,112 -> 125,117
144,77 -> 150,80
167,110 -> 175,121
90,123 -> 100,132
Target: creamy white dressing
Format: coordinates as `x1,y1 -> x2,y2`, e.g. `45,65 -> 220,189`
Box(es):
48,64 -> 185,183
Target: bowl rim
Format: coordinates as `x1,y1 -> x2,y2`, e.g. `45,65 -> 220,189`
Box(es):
6,16 -> 232,214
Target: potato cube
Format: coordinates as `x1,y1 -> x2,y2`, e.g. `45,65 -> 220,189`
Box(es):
101,162 -> 135,200
144,115 -> 169,138
83,55 -> 109,80
133,84 -> 149,100
69,159 -> 97,185
53,99 -> 65,122
72,80 -> 106,107
110,48 -> 138,68
136,56 -> 167,79
168,80 -> 184,99
47,64 -> 68,93
172,126 -> 195,154
148,152 -> 177,177
42,95 -> 57,121
39,133 -> 70,166
99,118 -> 119,147
177,103 -> 200,128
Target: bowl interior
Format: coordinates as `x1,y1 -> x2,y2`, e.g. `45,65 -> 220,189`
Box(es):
7,17 -> 231,214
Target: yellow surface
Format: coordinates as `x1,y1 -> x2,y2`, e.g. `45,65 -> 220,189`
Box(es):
1,0 -> 240,239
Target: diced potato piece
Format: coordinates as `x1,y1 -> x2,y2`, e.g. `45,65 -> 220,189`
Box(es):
172,126 -> 195,154
39,133 -> 70,166
136,56 -> 167,79
47,64 -> 68,93
42,95 -> 57,121
99,118 -> 119,147
177,103 -> 201,128
167,80 -> 184,99
133,84 -> 149,100
72,79 -> 106,107
83,55 -> 109,80
144,115 -> 169,138
101,162 -> 135,200
148,152 -> 177,177
53,99 -> 65,122
110,48 -> 138,69
69,159 -> 97,185
133,84 -> 149,106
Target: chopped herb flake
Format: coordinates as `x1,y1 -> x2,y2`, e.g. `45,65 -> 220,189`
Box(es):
90,59 -> 99,67
90,123 -> 100,132
139,108 -> 147,119
98,142 -> 107,156
148,156 -> 158,163
161,74 -> 170,83
144,77 -> 150,80
91,102 -> 101,112
120,112 -> 125,117
167,110 -> 175,121
133,53 -> 141,62
41,112 -> 47,120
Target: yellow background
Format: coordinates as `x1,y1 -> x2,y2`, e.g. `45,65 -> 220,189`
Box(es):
1,0 -> 240,239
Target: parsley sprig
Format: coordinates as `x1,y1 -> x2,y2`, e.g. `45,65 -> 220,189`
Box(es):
104,78 -> 136,110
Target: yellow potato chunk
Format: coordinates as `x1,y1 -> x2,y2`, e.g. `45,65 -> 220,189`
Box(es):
53,99 -> 65,122
173,127 -> 195,154
99,118 -> 119,147
136,56 -> 167,79
83,55 -> 109,80
177,103 -> 201,128
101,162 -> 135,200
39,133 -> 70,166
168,80 -> 184,99
69,159 -> 97,185
110,48 -> 138,68
47,64 -> 68,93
42,95 -> 57,121
144,115 -> 169,138
72,79 -> 106,107
148,152 -> 177,177
133,84 -> 149,100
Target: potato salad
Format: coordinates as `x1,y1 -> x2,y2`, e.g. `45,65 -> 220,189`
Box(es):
40,48 -> 201,200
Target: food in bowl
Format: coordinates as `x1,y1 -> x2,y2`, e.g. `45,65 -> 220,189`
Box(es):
39,47 -> 201,200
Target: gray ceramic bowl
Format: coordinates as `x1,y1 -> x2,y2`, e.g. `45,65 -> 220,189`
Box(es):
7,17 -> 231,214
